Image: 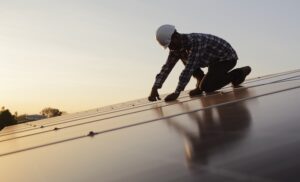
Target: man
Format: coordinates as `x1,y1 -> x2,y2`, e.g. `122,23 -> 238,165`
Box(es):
148,24 -> 251,102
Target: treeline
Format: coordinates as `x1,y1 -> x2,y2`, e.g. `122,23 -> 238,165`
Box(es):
0,109 -> 17,130
0,107 -> 66,130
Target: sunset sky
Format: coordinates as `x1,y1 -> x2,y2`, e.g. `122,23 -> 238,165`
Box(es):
1,0 -> 299,114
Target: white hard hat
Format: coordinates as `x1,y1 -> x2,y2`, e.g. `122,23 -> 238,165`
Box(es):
156,24 -> 176,49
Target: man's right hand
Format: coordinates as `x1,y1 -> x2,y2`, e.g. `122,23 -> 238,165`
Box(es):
148,87 -> 161,102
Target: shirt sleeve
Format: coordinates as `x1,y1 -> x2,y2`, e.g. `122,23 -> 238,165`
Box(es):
175,46 -> 202,93
153,51 -> 180,89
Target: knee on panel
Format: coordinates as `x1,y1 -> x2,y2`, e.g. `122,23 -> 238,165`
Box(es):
201,82 -> 216,93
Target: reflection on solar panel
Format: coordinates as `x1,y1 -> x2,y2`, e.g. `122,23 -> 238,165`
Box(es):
1,69 -> 300,182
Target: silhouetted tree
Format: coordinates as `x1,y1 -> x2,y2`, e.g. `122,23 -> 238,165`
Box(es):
0,109 -> 17,130
40,107 -> 62,118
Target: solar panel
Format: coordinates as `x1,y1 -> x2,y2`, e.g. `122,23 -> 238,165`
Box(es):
0,69 -> 300,181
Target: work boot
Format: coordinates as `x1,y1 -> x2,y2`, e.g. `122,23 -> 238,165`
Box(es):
189,88 -> 203,97
231,66 -> 252,87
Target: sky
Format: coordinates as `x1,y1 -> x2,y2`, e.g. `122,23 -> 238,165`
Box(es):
0,0 -> 299,114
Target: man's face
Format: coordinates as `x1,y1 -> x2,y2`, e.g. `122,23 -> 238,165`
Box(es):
168,35 -> 181,51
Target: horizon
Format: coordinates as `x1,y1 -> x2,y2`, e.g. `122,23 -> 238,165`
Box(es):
1,0 -> 299,114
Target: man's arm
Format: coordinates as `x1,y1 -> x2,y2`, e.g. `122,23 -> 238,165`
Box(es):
148,51 -> 179,102
175,48 -> 202,93
153,51 -> 180,89
165,47 -> 203,102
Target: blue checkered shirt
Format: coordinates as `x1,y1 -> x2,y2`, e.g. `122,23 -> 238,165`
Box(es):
153,33 -> 238,93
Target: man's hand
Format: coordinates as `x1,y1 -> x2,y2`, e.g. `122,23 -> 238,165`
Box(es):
165,92 -> 180,102
148,87 -> 161,102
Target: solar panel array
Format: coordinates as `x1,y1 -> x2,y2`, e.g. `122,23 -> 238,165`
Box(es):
1,69 -> 300,182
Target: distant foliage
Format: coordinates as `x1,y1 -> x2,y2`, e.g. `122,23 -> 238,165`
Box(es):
16,114 -> 28,122
0,109 -> 17,130
40,107 -> 63,118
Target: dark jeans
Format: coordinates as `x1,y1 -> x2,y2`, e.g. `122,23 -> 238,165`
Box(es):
200,59 -> 241,92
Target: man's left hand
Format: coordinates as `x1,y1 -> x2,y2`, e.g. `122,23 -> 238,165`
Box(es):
165,92 -> 180,102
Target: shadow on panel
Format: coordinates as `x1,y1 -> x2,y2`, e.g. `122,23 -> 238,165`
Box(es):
155,88 -> 253,170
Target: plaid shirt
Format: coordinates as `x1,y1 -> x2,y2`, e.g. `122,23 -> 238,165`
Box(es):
153,33 -> 238,93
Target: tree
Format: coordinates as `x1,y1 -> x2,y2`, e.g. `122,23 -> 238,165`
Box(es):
40,107 -> 62,118
0,109 -> 17,130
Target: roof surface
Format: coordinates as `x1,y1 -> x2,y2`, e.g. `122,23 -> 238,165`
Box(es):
1,69 -> 300,182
